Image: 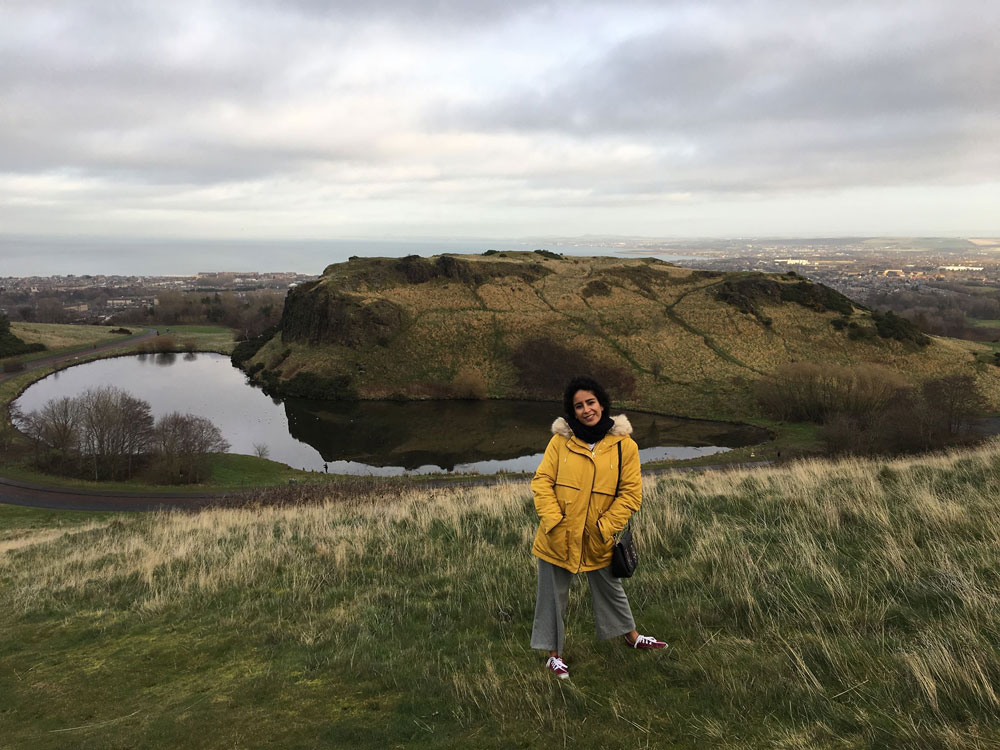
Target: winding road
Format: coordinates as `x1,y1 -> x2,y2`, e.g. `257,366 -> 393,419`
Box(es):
0,476 -> 223,512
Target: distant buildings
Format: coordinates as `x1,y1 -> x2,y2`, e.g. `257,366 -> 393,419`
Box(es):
0,270 -> 317,324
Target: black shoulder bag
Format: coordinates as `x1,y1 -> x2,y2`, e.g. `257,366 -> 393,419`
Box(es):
610,441 -> 639,578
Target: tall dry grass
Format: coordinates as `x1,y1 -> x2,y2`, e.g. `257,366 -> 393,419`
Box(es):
5,443 -> 1000,747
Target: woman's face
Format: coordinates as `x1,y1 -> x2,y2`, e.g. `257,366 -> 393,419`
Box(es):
572,389 -> 604,426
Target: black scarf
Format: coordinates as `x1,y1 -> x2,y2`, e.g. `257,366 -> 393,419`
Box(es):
567,413 -> 615,444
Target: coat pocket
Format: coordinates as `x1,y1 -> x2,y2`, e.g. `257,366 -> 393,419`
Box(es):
585,521 -> 614,564
546,519 -> 570,561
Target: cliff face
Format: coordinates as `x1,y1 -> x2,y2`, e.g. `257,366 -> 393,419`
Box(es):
240,252 -> 979,419
281,284 -> 405,348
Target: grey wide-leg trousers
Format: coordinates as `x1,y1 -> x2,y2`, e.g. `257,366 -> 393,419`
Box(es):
530,558 -> 636,654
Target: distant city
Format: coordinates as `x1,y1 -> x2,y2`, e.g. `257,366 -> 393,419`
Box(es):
627,236 -> 1000,303
628,236 -> 1000,341
0,271 -> 316,326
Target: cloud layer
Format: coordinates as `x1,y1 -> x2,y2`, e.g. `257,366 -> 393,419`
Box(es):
1,0 -> 997,247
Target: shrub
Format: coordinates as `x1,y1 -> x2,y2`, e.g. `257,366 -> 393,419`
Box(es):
231,325 -> 279,367
153,335 -> 177,353
451,366 -> 488,399
758,365 -> 986,455
847,322 -> 876,340
582,280 -> 612,298
716,275 -> 856,325
0,311 -> 47,358
755,363 -> 908,424
511,337 -> 635,401
871,310 -> 931,346
820,390 -> 935,455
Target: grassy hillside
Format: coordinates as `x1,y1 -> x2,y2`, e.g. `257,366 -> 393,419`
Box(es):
3,445 -> 1000,748
242,253 -> 997,420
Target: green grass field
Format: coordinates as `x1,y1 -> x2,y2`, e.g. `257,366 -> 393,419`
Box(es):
3,444 -> 1000,748
0,453 -> 314,492
5,323 -> 147,364
9,322 -> 131,351
140,325 -> 236,354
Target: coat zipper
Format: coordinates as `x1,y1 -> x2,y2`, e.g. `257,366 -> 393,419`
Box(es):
575,441 -> 598,574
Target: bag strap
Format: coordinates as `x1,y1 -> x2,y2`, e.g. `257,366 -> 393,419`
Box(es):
614,441 -> 622,498
613,441 -> 631,540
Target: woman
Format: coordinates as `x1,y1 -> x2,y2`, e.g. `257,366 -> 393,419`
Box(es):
530,376 -> 666,679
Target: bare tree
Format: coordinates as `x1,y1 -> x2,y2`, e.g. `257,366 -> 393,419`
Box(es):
21,396 -> 83,470
152,412 -> 230,483
0,403 -> 24,458
922,375 -> 985,435
34,297 -> 69,323
77,386 -> 154,480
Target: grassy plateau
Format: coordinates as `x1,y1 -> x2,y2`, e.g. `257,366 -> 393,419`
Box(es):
3,444 -> 1000,748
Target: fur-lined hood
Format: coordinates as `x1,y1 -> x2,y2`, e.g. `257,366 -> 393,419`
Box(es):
551,414 -> 633,439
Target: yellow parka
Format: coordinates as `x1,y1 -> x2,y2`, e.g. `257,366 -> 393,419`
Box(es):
531,414 -> 642,573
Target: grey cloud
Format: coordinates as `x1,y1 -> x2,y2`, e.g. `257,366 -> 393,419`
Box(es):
1,0 -> 997,212
0,2 -> 367,182
449,1 -> 1000,194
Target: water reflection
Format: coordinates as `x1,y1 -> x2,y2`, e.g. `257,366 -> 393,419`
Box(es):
14,353 -> 769,475
282,399 -> 767,473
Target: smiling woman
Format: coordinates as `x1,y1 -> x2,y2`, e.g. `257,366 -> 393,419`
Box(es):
529,375 -> 666,680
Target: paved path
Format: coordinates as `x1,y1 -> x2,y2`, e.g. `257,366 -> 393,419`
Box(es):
0,461 -> 774,513
0,327 -> 159,384
0,477 -> 224,512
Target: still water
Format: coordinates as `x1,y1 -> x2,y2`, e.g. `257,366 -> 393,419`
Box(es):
14,354 -> 768,475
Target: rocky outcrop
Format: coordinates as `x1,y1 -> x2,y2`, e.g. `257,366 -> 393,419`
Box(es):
281,286 -> 405,347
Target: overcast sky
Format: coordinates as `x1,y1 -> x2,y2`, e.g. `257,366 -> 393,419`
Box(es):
1,0 -> 998,274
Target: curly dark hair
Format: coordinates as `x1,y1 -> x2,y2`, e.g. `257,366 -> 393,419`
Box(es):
562,376 -> 612,418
